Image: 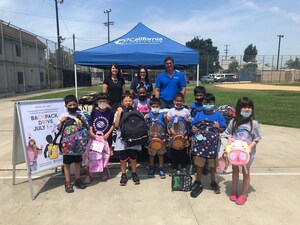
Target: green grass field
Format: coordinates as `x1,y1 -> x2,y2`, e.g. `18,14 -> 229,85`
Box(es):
25,83 -> 300,128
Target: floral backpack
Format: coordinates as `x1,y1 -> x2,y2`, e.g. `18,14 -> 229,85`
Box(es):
53,114 -> 88,155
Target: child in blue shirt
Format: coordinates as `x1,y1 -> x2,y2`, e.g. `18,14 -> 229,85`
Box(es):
189,86 -> 206,119
190,93 -> 226,198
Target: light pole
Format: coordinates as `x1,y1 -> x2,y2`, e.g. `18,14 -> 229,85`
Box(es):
55,0 -> 64,87
103,9 -> 114,43
276,34 -> 284,71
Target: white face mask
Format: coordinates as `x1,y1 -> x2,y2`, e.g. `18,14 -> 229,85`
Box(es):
98,104 -> 108,110
151,107 -> 160,114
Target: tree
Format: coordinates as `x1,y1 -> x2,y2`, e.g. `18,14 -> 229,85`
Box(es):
225,60 -> 239,74
243,44 -> 257,63
242,44 -> 258,72
286,58 -> 300,69
186,36 -> 220,75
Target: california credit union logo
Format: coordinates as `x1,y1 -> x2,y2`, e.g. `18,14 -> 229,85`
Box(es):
115,37 -> 163,45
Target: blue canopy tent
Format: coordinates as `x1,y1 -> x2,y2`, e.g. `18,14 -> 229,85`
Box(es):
73,22 -> 200,96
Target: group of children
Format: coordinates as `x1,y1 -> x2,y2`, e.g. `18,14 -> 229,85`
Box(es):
58,85 -> 261,205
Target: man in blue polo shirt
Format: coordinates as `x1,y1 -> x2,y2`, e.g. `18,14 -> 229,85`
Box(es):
155,56 -> 186,109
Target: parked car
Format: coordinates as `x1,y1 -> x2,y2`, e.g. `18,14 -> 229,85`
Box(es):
200,75 -> 214,83
213,74 -> 239,82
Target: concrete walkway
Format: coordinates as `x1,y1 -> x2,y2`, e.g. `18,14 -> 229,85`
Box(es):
1,91 -> 300,225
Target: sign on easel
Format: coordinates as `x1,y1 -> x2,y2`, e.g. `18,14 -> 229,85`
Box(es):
12,99 -> 65,200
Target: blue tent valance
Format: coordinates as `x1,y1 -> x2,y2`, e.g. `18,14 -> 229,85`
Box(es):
74,22 -> 199,68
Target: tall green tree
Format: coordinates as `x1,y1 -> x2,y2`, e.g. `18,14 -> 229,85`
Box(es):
243,44 -> 257,63
225,60 -> 239,74
286,57 -> 300,69
186,36 -> 220,75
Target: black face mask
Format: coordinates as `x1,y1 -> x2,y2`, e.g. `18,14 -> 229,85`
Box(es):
195,97 -> 204,103
138,96 -> 147,101
67,107 -> 78,114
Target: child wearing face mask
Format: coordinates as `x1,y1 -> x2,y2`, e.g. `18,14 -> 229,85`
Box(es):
144,97 -> 168,178
57,94 -> 87,193
224,97 -> 261,205
133,86 -> 150,115
114,92 -> 143,186
167,92 -> 192,175
190,86 -> 206,119
83,93 -> 114,184
190,93 -> 226,198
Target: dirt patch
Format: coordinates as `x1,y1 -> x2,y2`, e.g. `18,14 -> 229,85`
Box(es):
215,83 -> 300,91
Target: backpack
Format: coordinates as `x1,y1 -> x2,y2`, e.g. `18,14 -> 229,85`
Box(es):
216,105 -> 235,125
84,132 -> 110,173
133,98 -> 150,115
53,114 -> 88,155
168,116 -> 189,150
119,106 -> 148,147
147,112 -> 167,152
171,174 -> 193,192
46,144 -> 59,160
225,139 -> 250,166
191,120 -> 220,159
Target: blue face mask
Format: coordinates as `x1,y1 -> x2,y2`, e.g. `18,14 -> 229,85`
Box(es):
151,107 -> 160,114
240,111 -> 252,118
203,104 -> 214,111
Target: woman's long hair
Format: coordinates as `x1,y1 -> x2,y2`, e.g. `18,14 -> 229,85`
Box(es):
137,66 -> 149,83
108,63 -> 122,80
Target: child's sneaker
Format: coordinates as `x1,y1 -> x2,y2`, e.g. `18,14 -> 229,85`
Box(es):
74,179 -> 87,189
190,182 -> 203,198
84,175 -> 92,184
236,195 -> 247,205
148,166 -> 155,178
131,172 -> 140,185
120,173 -> 128,186
65,183 -> 74,193
158,167 -> 166,179
101,168 -> 110,180
191,180 -> 201,190
210,181 -> 220,194
229,192 -> 238,202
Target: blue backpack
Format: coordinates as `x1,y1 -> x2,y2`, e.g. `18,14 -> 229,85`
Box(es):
191,120 -> 220,159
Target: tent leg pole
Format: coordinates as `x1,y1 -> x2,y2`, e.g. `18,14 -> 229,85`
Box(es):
196,64 -> 200,86
74,64 -> 78,99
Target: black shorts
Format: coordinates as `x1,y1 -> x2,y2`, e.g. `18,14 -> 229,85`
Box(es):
63,155 -> 82,165
119,149 -> 138,162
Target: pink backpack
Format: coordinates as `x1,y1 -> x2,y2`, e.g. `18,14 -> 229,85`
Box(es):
226,139 -> 250,166
84,132 -> 110,173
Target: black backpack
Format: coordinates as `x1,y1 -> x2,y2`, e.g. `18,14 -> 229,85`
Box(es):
119,106 -> 148,147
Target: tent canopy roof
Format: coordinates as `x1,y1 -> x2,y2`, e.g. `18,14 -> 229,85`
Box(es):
74,22 -> 199,68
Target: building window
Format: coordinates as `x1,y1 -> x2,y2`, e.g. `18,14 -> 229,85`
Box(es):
16,44 -> 21,57
40,72 -> 44,83
17,72 -> 23,84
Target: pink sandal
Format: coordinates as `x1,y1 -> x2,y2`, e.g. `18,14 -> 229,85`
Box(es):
229,192 -> 238,202
236,195 -> 247,205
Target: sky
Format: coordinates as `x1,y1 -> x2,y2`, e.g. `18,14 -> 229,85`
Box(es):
0,0 -> 299,56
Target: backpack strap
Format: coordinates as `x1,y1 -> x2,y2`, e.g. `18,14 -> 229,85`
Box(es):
133,99 -> 138,109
